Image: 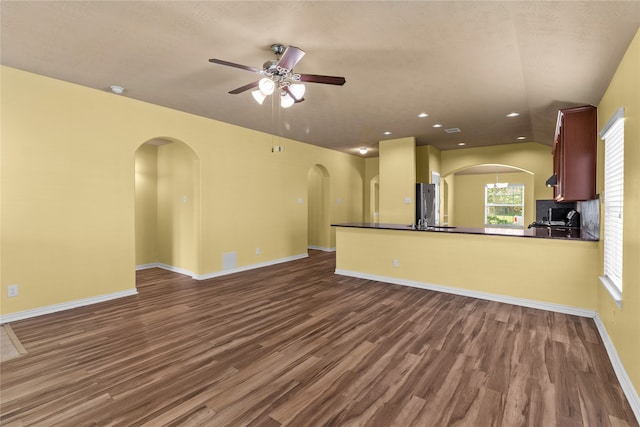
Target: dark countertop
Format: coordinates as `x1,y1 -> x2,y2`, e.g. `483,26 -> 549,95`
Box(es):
332,222 -> 599,241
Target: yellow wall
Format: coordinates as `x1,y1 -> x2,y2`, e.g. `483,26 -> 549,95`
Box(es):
0,66 -> 365,315
416,145 -> 443,184
336,227 -> 598,310
416,146 -> 430,183
134,144 -> 158,265
596,28 -> 640,396
156,141 -> 200,273
453,172 -> 534,228
379,137 -> 416,224
2,68 -> 138,313
428,145 -> 442,184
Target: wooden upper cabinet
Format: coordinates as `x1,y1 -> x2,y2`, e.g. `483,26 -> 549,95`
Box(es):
552,105 -> 597,202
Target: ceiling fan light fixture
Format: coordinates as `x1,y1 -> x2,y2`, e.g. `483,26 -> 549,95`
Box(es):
251,90 -> 267,105
258,77 -> 275,96
289,83 -> 306,100
280,93 -> 295,109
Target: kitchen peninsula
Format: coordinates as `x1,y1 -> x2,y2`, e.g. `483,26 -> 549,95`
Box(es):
332,222 -> 599,314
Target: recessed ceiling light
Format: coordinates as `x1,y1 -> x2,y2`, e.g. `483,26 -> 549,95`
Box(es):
110,85 -> 125,94
433,124 -> 443,128
517,136 -> 526,140
418,113 -> 429,118
506,112 -> 520,117
383,131 -> 392,135
458,142 -> 466,146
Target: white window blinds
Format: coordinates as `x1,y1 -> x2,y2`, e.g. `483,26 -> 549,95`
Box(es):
600,108 -> 624,303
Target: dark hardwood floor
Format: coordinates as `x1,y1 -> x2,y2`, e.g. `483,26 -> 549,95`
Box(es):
1,251 -> 637,426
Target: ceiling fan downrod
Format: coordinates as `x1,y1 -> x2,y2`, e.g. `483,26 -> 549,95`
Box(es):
270,44 -> 286,57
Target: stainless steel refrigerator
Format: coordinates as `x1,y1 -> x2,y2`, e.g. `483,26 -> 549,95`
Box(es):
416,183 -> 438,227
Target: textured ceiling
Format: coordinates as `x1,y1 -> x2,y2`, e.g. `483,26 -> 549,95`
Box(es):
2,1 -> 639,157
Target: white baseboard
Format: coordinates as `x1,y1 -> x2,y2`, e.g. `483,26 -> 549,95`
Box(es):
308,246 -> 336,252
594,314 -> 640,423
335,269 -> 596,317
195,253 -> 308,280
0,289 -> 138,324
137,262 -> 197,278
334,268 -> 639,425
137,254 -> 310,281
135,262 -> 161,271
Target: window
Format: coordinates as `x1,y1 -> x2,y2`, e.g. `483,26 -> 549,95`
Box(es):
485,184 -> 524,227
600,107 -> 624,305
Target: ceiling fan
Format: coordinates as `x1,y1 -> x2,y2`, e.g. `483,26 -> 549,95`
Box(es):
209,44 -> 346,108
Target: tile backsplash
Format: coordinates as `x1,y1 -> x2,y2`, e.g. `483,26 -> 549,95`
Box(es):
577,197 -> 600,240
535,200 -> 576,222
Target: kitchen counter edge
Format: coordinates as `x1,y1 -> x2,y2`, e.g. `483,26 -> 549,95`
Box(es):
332,222 -> 599,242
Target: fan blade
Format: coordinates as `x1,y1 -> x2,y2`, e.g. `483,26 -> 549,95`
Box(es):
209,58 -> 262,74
229,81 -> 259,94
283,86 -> 305,103
277,46 -> 306,72
299,74 -> 346,86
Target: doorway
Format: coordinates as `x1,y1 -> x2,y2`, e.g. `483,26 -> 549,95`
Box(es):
134,138 -> 201,278
307,164 -> 331,251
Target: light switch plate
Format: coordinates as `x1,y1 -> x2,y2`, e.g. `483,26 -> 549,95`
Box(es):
8,284 -> 18,297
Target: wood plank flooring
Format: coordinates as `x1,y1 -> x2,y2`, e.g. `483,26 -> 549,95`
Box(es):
1,250 -> 637,426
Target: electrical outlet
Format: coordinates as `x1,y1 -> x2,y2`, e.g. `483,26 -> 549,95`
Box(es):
8,284 -> 18,298
393,259 -> 399,268
256,248 -> 261,255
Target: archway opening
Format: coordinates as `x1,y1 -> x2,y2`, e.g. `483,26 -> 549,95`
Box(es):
307,164 -> 331,251
442,164 -> 534,228
134,137 -> 201,281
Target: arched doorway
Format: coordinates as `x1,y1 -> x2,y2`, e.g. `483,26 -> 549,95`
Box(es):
442,163 -> 534,228
307,164 -> 331,251
134,137 -> 201,278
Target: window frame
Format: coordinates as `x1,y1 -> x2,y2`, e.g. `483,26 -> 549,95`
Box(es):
599,107 -> 625,307
484,183 -> 525,228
